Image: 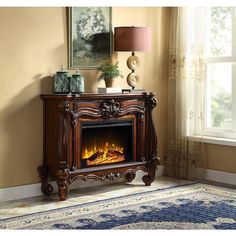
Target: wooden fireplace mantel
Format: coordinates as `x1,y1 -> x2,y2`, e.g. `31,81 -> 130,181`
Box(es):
39,92 -> 159,200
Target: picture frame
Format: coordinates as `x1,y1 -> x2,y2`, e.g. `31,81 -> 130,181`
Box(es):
68,7 -> 112,69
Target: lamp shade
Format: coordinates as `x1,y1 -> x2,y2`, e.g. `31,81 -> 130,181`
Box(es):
114,26 -> 151,52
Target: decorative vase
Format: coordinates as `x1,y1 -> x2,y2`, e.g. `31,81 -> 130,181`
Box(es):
70,70 -> 85,93
105,77 -> 114,88
54,68 -> 70,94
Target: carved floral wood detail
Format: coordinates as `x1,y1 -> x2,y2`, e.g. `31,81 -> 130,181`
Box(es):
100,99 -> 121,118
69,166 -> 146,183
58,98 -> 145,127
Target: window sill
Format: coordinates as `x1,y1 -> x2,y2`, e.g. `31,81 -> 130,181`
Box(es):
188,135 -> 236,147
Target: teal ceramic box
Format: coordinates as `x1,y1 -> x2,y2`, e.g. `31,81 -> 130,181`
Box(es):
54,70 -> 70,94
70,71 -> 84,93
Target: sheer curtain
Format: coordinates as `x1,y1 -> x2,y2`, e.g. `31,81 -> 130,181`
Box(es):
164,7 -> 207,180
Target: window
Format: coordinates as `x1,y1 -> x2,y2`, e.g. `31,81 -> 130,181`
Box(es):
202,7 -> 236,139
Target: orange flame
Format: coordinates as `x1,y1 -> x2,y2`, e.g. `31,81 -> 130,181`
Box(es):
82,141 -> 125,166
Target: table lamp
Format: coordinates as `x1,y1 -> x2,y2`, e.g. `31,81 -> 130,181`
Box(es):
114,26 -> 151,89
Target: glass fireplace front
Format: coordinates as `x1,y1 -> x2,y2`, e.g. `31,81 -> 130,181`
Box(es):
81,120 -> 133,168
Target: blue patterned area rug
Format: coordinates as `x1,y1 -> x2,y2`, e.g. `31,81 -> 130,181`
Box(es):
0,183 -> 236,229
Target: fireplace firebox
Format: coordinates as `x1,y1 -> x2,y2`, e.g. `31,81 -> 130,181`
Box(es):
81,120 -> 133,168
39,92 -> 159,201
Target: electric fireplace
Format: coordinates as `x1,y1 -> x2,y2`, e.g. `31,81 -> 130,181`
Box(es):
39,92 -> 159,201
81,120 -> 133,168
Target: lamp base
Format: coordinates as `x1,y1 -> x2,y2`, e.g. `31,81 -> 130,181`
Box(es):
127,53 -> 139,70
127,72 -> 137,89
126,52 -> 140,89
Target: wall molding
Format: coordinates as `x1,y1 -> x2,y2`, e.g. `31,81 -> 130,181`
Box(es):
0,183 -> 43,203
0,165 -> 164,203
203,169 -> 236,186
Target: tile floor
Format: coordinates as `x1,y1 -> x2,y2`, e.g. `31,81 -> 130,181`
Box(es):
0,176 -> 191,220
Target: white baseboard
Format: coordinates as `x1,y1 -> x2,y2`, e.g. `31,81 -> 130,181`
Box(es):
0,183 -> 43,203
0,165 -> 164,203
204,169 -> 236,186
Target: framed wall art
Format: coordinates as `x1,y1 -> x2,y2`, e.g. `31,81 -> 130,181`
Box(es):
68,7 -> 112,69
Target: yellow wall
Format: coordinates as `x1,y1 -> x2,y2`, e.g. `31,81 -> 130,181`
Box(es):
204,144 -> 236,173
0,8 -> 67,188
0,7 -> 171,188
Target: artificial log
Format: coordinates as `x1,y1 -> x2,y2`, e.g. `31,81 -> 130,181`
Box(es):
39,92 -> 158,200
83,150 -> 125,167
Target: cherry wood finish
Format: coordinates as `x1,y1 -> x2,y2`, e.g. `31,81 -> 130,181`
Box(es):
39,92 -> 159,200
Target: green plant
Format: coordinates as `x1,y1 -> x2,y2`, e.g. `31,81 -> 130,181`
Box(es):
96,61 -> 123,81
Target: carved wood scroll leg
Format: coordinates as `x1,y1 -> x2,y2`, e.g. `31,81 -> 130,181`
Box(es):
58,184 -> 68,201
38,166 -> 54,195
125,172 -> 136,183
142,171 -> 155,186
56,161 -> 71,201
142,157 -> 160,186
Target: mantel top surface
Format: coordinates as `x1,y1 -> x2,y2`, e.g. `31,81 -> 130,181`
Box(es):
40,92 -> 155,100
